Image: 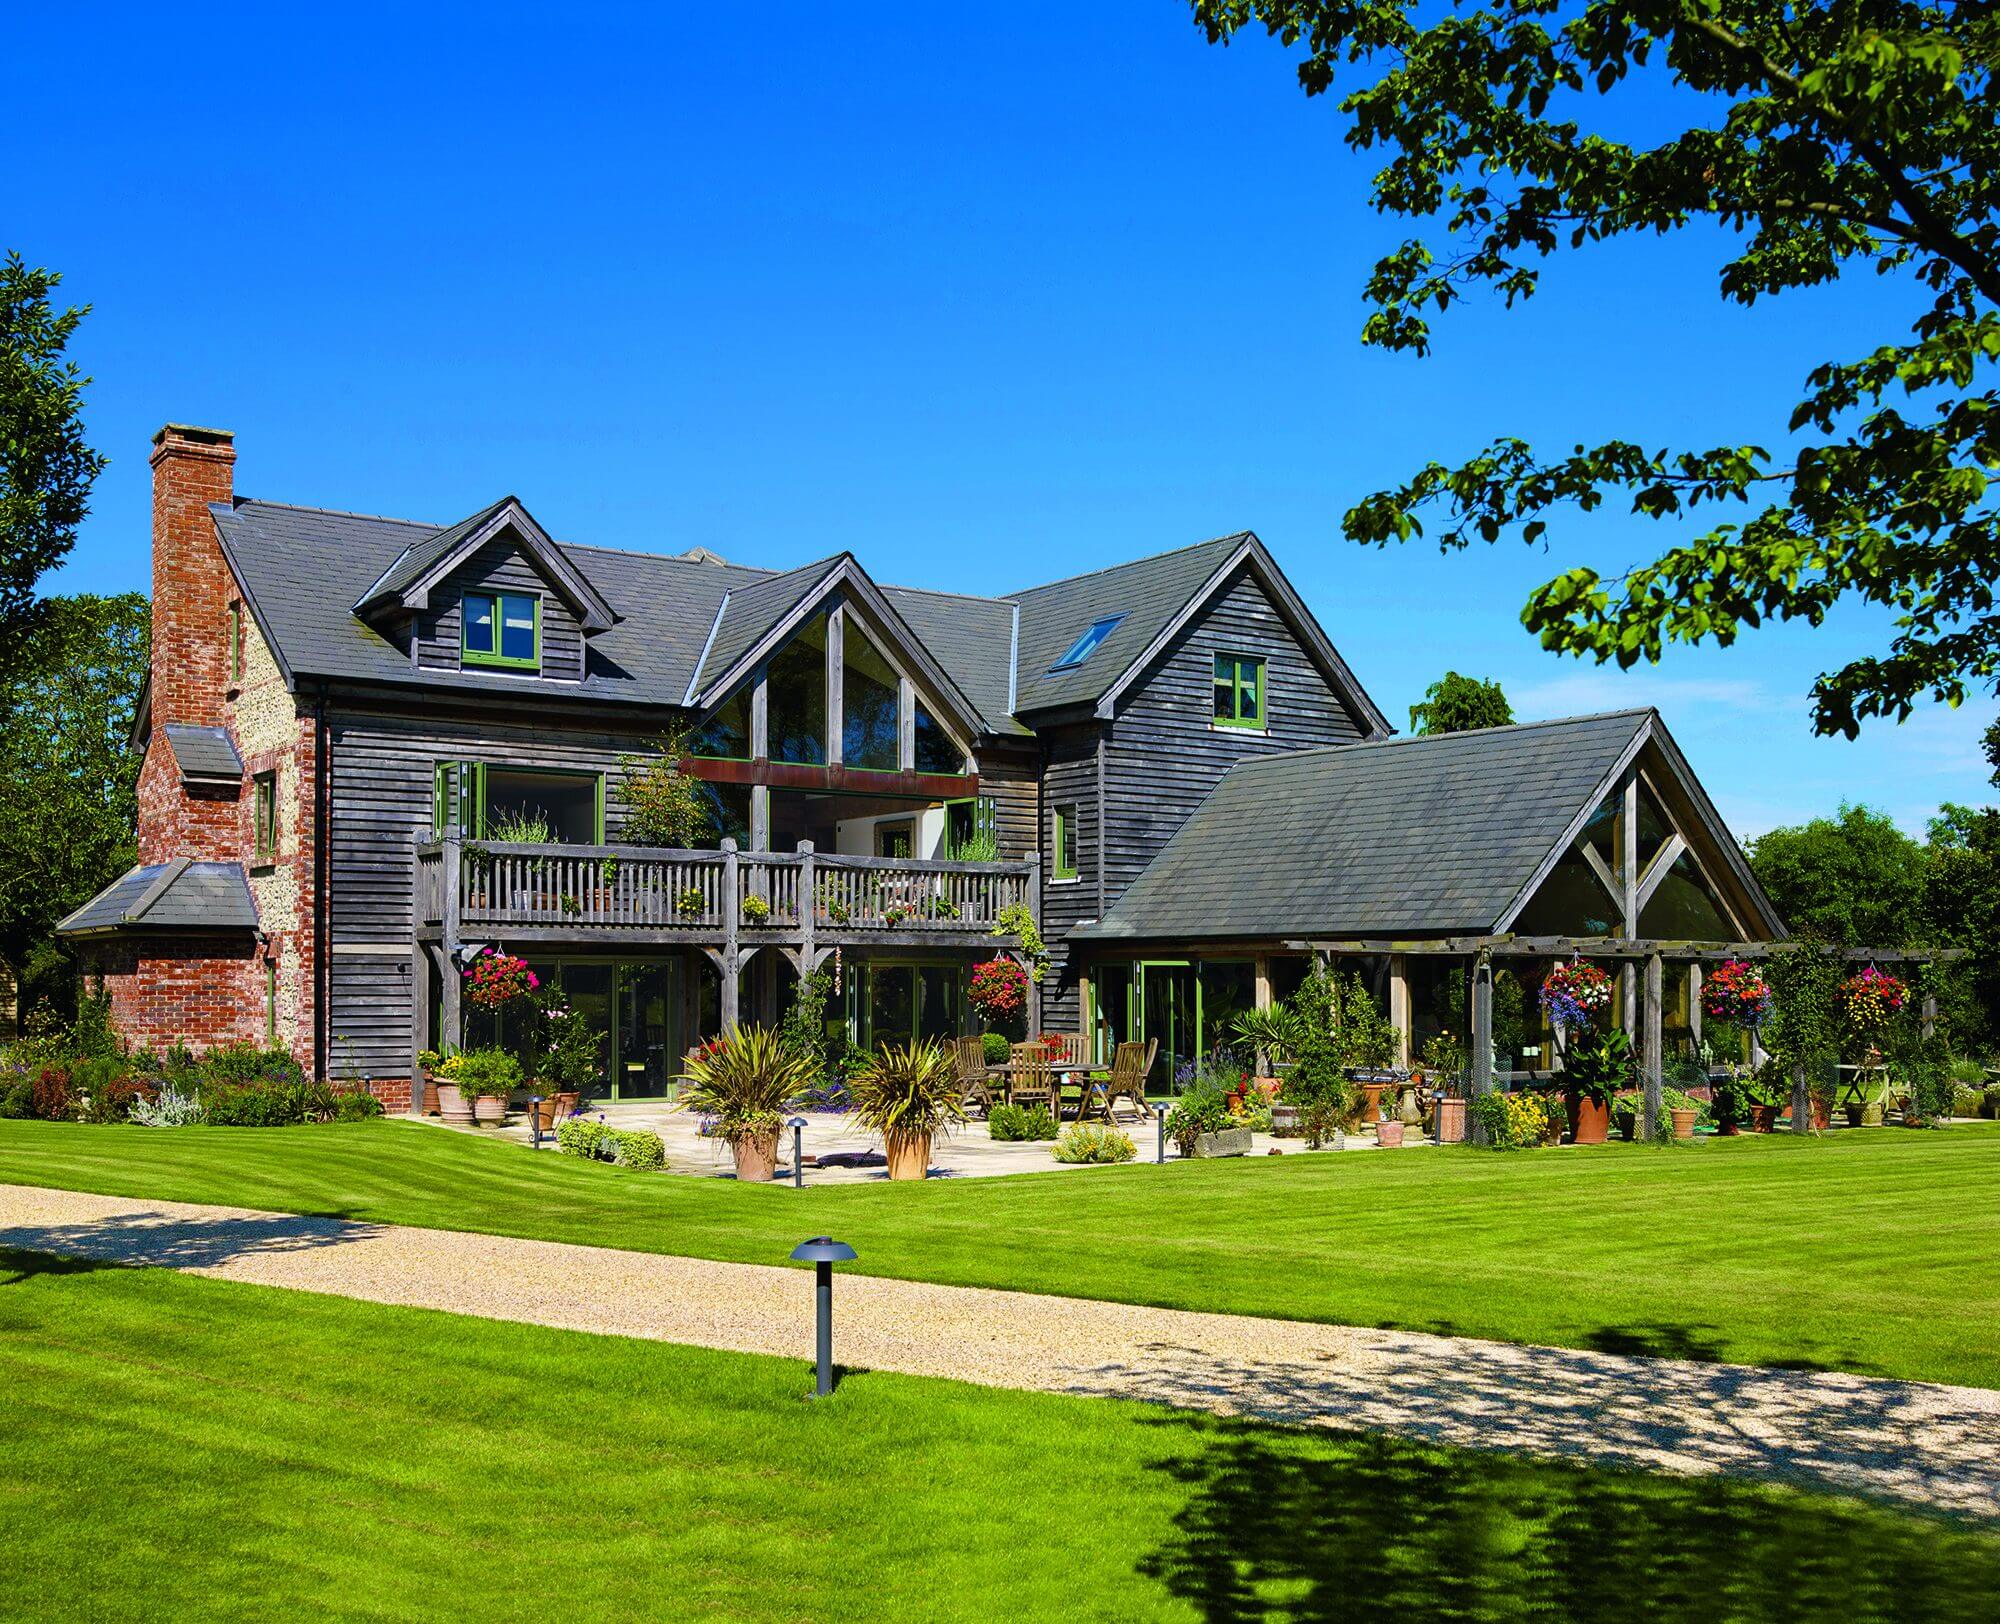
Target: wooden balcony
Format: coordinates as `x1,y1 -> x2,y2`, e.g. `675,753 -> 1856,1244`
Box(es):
414,836 -> 1038,952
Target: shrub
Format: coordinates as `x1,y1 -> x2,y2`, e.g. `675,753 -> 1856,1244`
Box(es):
202,1079 -> 338,1127
31,1068 -> 73,1121
610,1128 -> 666,1170
0,1076 -> 33,1119
981,1031 -> 1010,1065
447,1047 -> 522,1099
557,1117 -> 612,1160
1053,1124 -> 1136,1164
129,1085 -> 206,1128
334,1088 -> 385,1121
1471,1089 -> 1557,1150
848,1040 -> 967,1146
1985,1084 -> 2000,1121
1953,1084 -> 1984,1119
200,1043 -> 306,1087
1165,1083 -> 1232,1156
988,1103 -> 1057,1141
677,1024 -> 817,1145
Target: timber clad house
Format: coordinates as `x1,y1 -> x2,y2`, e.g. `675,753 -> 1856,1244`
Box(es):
61,424 -> 1785,1108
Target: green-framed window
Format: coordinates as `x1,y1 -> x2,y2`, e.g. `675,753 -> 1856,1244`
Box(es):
1212,653 -> 1266,730
432,761 -> 604,844
228,601 -> 245,684
1053,803 -> 1078,881
462,591 -> 541,670
252,772 -> 278,863
944,797 -> 997,859
264,960 -> 278,1044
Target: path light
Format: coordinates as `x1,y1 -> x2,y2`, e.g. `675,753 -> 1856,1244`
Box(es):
789,1115 -> 808,1190
790,1236 -> 857,1399
530,1096 -> 544,1150
1156,1105 -> 1167,1165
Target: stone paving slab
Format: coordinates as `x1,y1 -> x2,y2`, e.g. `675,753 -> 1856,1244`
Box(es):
4,1183 -> 1995,1519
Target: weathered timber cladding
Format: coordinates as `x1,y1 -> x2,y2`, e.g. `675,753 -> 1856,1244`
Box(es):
1098,564 -> 1367,921
1038,725 -> 1101,1031
977,742 -> 1038,861
415,536 -> 586,681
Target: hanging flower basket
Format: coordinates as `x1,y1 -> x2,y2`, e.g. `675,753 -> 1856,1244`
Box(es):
968,958 -> 1029,1022
1702,958 -> 1773,1030
1539,960 -> 1613,1034
1842,966 -> 1907,1040
463,948 -> 538,1009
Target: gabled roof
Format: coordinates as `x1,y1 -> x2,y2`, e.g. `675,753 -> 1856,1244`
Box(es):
161,725 -> 242,789
1012,532 -> 1390,735
1076,709 -> 1778,943
683,556 -> 845,703
882,587 -> 1024,737
55,859 -> 259,937
353,496 -> 620,632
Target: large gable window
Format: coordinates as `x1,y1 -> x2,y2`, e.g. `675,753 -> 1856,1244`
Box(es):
913,700 -> 963,775
768,614 -> 828,765
690,689 -> 750,760
463,591 -> 540,670
843,622 -> 900,772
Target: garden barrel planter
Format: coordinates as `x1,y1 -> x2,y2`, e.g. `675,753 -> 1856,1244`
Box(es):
1750,1102 -> 1781,1133
1568,1095 -> 1611,1145
1433,1096 -> 1467,1144
1360,1082 -> 1385,1124
884,1133 -> 933,1181
472,1093 -> 507,1126
435,1083 -> 474,1127
732,1131 -> 780,1183
1377,1118 -> 1405,1148
1670,1106 -> 1697,1139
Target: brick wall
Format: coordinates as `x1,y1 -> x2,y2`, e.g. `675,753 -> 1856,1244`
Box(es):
91,936 -> 261,1054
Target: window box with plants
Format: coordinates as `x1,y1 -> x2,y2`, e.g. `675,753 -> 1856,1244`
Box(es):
1165,1083 -> 1253,1158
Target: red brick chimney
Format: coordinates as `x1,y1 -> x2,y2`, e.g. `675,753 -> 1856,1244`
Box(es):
149,424 -> 236,729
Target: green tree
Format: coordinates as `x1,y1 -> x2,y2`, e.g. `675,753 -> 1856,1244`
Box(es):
1745,804 -> 1926,944
2,255 -> 106,665
1921,801 -> 2000,1047
0,593 -> 148,1014
1190,2 -> 2000,738
617,730 -> 714,848
1409,671 -> 1514,735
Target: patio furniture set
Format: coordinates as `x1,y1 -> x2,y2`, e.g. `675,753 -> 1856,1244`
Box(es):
953,1036 -> 1158,1123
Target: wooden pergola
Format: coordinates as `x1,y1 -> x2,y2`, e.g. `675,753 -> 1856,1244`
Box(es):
1286,934 -> 1965,1141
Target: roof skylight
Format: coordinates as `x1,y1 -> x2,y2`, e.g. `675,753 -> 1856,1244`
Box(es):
1047,614 -> 1125,674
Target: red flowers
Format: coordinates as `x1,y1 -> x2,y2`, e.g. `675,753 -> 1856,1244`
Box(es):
463,949 -> 538,1009
1702,959 -> 1773,1029
969,958 -> 1029,1021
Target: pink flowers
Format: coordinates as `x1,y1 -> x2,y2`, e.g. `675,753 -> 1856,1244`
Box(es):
1539,960 -> 1613,1033
1842,966 -> 1907,1037
463,949 -> 538,1009
969,958 -> 1029,1021
1702,959 -> 1773,1030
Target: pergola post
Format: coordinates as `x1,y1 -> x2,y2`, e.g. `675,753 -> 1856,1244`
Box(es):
1469,953 -> 1493,1145
1642,951 -> 1663,1140
1790,1062 -> 1813,1136
1388,954 -> 1411,1069
1687,962 -> 1704,1049
1921,990 -> 1938,1045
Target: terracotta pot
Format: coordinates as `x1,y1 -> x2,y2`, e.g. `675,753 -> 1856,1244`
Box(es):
1615,1108 -> 1638,1143
472,1092 -> 507,1126
1377,1118 -> 1405,1148
1360,1082 -> 1385,1123
1810,1097 -> 1831,1131
885,1133 -> 933,1181
420,1072 -> 441,1115
435,1083 -> 474,1126
529,1091 -> 580,1131
1717,1120 -> 1742,1136
731,1130 -> 780,1183
1254,1077 -> 1283,1100
1750,1102 -> 1781,1133
1433,1096 -> 1467,1144
1568,1095 -> 1611,1145
1670,1107 -> 1697,1140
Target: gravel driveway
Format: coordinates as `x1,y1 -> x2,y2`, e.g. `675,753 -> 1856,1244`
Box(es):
5,1182 -> 1995,1519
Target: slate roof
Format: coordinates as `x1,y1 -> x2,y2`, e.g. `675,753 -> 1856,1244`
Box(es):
361,495 -> 516,603
883,587 -> 1023,737
162,725 -> 243,786
55,859 -> 260,936
684,556 -> 844,702
1076,711 -> 1655,942
1012,534 -> 1248,716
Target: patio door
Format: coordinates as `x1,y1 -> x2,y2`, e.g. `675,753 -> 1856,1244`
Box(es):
614,961 -> 675,1098
1138,962 -> 1196,1090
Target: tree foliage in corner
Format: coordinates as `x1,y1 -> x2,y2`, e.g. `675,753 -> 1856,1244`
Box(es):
1191,1 -> 2000,738
0,593 -> 148,1013
1409,670 -> 1514,734
1,254 -> 106,665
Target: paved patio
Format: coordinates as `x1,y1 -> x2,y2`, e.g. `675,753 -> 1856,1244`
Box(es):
432,1101 -> 1426,1182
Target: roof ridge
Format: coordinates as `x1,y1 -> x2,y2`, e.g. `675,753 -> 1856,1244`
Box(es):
228,497 -> 441,530
1223,708 -> 1656,771
883,582 -> 1020,608
1009,531 -> 1251,599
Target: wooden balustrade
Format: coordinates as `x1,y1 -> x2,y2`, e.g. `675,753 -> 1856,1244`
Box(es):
413,839 -> 1033,941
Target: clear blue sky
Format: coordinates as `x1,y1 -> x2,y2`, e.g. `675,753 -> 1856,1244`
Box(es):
14,2 -> 1993,837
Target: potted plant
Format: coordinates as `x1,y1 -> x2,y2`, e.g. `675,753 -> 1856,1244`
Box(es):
1558,1026 -> 1631,1144
462,948 -> 538,1012
1846,1069 -> 1890,1128
528,992 -> 601,1130
1231,1006 -> 1296,1090
1744,1063 -> 1788,1131
1164,1083 -> 1247,1157
968,958 -> 1029,1028
423,1048 -> 475,1125
848,1039 -> 968,1181
1660,1084 -> 1705,1139
452,1046 -> 521,1125
417,1045 -> 453,1118
676,1024 -> 816,1182
1377,1104 -> 1405,1147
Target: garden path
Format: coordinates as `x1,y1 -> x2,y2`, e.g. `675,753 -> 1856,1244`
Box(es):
5,1182 -> 1995,1519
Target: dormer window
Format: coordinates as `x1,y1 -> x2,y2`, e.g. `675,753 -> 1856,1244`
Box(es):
463,591 -> 540,670
1048,614 -> 1125,674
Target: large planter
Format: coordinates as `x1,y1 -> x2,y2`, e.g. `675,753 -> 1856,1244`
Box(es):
1810,1096 -> 1832,1131
435,1083 -> 475,1126
471,1092 -> 507,1126
420,1072 -> 441,1115
731,1130 -> 780,1183
1749,1102 -> 1781,1133
1377,1118 -> 1405,1148
530,1091 -> 580,1132
1615,1108 -> 1639,1143
1567,1095 -> 1611,1145
1190,1125 -> 1254,1158
884,1133 -> 933,1182
1359,1083 -> 1386,1124
1669,1107 -> 1698,1140
1433,1096 -> 1467,1144
1845,1100 -> 1885,1128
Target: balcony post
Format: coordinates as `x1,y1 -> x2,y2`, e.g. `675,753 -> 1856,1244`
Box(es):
721,839 -> 741,1030
441,832 -> 463,957
798,840 -> 817,977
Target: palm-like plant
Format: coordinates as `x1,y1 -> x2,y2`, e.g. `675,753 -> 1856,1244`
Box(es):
848,1040 -> 968,1148
1232,1006 -> 1298,1064
676,1025 -> 817,1145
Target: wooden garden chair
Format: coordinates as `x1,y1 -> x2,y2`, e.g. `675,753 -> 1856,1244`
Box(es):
955,1035 -> 994,1116
1085,1039 -> 1156,1121
1007,1042 -> 1058,1114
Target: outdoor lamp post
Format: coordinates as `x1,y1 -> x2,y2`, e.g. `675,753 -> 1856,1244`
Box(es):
530,1096 -> 545,1150
1156,1105 -> 1167,1164
789,1115 -> 807,1189
789,1236 -> 857,1398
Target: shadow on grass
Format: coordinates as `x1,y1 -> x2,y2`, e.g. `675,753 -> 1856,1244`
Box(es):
0,1247 -> 127,1286
0,1210 -> 379,1274
1137,1418 -> 2000,1622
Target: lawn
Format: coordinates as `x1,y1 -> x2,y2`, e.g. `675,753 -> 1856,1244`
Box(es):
2,1120 -> 1997,1388
4,1254 -> 1995,1623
